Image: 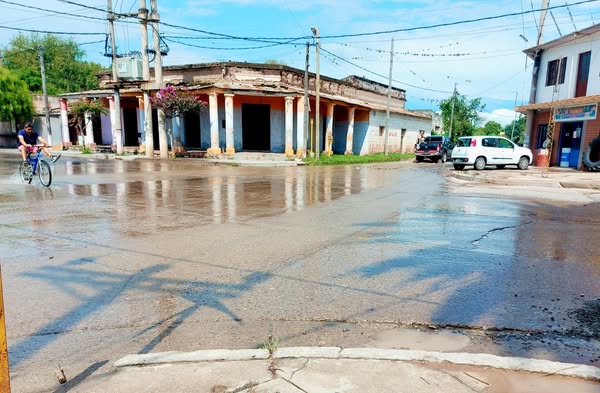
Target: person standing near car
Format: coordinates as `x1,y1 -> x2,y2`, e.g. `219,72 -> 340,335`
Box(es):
17,123 -> 61,163
416,130 -> 425,145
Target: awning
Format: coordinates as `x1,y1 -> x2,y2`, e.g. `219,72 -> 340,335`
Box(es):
515,95 -> 600,113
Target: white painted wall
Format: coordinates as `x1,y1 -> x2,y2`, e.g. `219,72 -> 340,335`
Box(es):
535,33 -> 599,103
358,110 -> 430,155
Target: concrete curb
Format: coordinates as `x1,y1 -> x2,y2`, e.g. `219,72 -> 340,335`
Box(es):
114,347 -> 600,381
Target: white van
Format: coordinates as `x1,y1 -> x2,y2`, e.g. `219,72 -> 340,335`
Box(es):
451,136 -> 533,170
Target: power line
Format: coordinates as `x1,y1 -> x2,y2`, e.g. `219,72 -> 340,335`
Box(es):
320,46 -> 453,94
163,36 -> 302,51
55,0 -> 128,17
318,0 -> 600,39
0,24 -> 105,35
0,0 -> 106,21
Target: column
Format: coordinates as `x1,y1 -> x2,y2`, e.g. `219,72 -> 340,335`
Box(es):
225,93 -> 235,156
324,102 -> 335,154
137,96 -> 145,152
207,92 -> 221,156
345,107 -> 355,155
84,111 -> 95,146
59,99 -> 71,146
108,96 -> 116,147
285,96 -> 294,157
295,96 -> 306,158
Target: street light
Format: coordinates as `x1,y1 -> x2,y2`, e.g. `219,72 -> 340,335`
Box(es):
311,26 -> 320,160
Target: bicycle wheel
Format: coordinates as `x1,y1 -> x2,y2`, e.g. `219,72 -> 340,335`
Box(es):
38,160 -> 52,187
19,161 -> 33,184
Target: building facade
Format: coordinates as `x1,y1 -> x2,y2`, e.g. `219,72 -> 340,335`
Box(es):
516,24 -> 600,169
57,62 -> 432,157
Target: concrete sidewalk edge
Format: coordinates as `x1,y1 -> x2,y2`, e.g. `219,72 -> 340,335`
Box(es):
114,347 -> 600,381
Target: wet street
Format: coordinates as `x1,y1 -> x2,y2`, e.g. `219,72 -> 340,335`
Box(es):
0,153 -> 598,392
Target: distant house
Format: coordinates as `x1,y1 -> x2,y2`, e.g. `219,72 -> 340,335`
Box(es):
0,94 -> 61,148
516,24 -> 600,169
56,62 -> 432,156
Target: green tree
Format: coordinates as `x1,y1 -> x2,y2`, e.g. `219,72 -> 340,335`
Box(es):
504,115 -> 526,143
2,34 -> 104,95
69,99 -> 108,144
439,93 -> 485,140
0,67 -> 33,122
474,120 -> 503,136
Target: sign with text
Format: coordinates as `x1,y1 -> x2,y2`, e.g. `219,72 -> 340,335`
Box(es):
554,104 -> 597,122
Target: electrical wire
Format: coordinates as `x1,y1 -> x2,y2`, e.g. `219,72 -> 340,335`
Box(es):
0,24 -> 105,35
320,46 -> 453,93
0,0 -> 106,21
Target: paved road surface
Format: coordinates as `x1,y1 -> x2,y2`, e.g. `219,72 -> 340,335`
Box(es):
0,154 -> 598,392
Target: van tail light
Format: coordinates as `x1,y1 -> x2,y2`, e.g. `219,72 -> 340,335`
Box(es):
470,139 -> 477,147
436,144 -> 441,152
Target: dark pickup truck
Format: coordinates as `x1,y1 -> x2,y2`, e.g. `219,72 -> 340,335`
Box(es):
414,136 -> 454,163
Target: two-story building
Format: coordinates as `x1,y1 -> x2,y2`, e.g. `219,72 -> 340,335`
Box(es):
57,62 -> 432,157
516,23 -> 600,169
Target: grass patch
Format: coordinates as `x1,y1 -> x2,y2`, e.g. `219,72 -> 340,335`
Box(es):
304,152 -> 415,166
259,335 -> 280,355
80,147 -> 93,154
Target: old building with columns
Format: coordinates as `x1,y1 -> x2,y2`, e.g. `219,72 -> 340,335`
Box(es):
57,62 -> 432,157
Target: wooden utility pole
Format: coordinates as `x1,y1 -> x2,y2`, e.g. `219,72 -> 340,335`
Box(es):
107,0 -> 123,154
384,38 -> 394,156
150,0 -> 167,158
449,82 -> 457,139
311,27 -> 320,160
537,0 -> 550,46
304,42 -> 310,157
38,46 -> 53,146
139,0 -> 154,158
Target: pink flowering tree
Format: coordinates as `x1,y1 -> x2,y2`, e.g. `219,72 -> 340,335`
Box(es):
150,85 -> 207,157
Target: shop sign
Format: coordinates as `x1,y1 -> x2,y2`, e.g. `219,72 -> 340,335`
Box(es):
554,104 -> 597,122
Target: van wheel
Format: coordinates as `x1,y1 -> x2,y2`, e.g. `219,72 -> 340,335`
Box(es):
517,156 -> 530,170
416,156 -> 424,162
474,157 -> 486,170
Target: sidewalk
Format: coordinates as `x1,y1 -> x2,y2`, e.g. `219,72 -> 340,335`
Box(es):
450,166 -> 600,190
59,347 -> 600,393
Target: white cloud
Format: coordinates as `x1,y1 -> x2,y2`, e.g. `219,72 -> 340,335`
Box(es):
479,109 -> 519,127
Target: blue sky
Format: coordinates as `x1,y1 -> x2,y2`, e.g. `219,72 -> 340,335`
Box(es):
2,0 -> 600,125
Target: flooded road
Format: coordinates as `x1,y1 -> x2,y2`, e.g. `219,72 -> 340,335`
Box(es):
0,154 -> 598,392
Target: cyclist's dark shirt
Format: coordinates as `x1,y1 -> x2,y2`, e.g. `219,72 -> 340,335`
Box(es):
17,129 -> 39,147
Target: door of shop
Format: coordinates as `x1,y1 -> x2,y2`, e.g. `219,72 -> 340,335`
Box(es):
558,121 -> 582,167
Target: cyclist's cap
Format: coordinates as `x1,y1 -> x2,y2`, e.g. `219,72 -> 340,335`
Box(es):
24,123 -> 33,128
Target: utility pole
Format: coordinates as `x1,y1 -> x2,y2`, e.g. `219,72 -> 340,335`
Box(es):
510,91 -> 518,140
107,0 -> 123,154
150,0 -> 167,158
311,27 -> 320,160
384,38 -> 394,156
38,46 -> 53,146
448,82 -> 457,139
536,0 -> 549,46
139,0 -> 154,158
304,41 -> 310,158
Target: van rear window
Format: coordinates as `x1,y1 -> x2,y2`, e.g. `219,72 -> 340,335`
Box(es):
457,138 -> 472,147
424,136 -> 443,143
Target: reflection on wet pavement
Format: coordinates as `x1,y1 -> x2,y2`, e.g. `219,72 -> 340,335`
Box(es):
1,153 -> 599,393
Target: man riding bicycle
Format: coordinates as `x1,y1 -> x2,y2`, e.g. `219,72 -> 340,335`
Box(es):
17,123 -> 61,163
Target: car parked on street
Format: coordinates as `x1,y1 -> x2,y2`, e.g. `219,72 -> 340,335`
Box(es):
451,136 -> 533,170
414,136 -> 454,163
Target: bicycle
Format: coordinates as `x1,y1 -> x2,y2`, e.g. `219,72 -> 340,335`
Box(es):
18,145 -> 53,187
